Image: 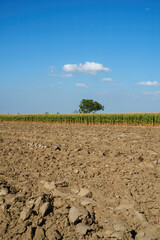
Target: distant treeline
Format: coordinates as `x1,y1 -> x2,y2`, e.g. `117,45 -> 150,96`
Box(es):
0,113 -> 160,126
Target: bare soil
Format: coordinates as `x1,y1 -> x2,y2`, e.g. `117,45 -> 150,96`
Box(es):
0,122 -> 160,240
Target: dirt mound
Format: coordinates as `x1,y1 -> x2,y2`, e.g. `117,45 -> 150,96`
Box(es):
0,122 -> 160,239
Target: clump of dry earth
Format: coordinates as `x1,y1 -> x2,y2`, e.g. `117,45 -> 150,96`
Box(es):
0,122 -> 160,240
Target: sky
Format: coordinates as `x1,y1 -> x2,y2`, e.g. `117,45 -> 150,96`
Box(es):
0,0 -> 160,114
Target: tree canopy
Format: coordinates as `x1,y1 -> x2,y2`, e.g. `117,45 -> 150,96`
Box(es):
79,99 -> 104,113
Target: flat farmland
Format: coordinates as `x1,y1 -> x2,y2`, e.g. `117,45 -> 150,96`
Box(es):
0,122 -> 160,239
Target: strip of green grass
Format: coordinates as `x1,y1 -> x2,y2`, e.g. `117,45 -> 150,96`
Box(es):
0,113 -> 160,126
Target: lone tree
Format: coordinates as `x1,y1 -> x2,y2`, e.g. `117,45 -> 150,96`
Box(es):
79,99 -> 104,113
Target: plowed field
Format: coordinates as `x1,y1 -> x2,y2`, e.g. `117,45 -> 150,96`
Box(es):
0,122 -> 160,239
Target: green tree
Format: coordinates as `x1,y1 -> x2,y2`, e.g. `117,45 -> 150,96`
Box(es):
79,99 -> 104,113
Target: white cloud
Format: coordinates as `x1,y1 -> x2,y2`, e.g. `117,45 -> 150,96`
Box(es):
58,81 -> 63,85
63,64 -> 78,72
63,62 -> 111,75
138,81 -> 160,86
48,65 -> 56,73
101,77 -> 113,82
144,91 -> 160,96
76,83 -> 88,88
98,90 -> 112,95
48,73 -> 58,76
154,91 -> 160,96
48,73 -> 72,78
60,74 -> 72,78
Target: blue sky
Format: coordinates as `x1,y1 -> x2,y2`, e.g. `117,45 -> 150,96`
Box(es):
0,0 -> 160,114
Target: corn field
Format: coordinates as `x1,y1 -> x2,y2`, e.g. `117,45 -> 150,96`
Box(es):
0,113 -> 160,126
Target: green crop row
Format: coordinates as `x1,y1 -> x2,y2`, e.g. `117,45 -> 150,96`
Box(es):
0,113 -> 160,126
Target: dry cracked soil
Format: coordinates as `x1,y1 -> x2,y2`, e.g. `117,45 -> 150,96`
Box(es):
0,122 -> 160,240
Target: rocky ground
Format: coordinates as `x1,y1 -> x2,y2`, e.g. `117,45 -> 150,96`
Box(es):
0,122 -> 160,240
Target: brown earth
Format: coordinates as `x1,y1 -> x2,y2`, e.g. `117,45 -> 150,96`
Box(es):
0,122 -> 160,240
